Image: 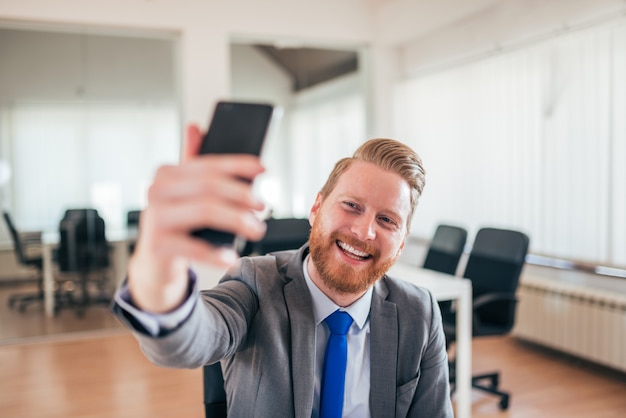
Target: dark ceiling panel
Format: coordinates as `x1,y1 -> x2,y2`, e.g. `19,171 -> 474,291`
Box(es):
255,45 -> 358,92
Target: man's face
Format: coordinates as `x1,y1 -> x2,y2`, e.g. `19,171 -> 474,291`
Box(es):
308,160 -> 411,296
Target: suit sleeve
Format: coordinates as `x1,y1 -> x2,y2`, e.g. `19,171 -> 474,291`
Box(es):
111,259 -> 260,369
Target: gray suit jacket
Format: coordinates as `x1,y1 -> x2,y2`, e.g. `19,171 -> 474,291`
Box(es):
115,245 -> 453,418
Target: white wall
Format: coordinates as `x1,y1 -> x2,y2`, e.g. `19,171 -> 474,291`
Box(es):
230,43 -> 294,215
0,0 -> 374,131
2,0 -> 623,150
0,28 -> 176,102
379,0 -> 626,76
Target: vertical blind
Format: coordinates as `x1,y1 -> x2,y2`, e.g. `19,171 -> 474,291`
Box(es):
395,18 -> 626,267
1,101 -> 180,233
287,74 -> 366,218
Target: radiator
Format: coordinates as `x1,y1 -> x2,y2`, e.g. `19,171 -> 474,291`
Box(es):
513,275 -> 626,373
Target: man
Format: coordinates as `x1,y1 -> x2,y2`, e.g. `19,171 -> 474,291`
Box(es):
113,125 -> 453,417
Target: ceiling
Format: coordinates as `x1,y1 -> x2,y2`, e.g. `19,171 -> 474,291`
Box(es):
254,44 -> 358,92
252,0 -> 500,92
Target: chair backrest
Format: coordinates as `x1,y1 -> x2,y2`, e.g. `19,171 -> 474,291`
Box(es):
2,210 -> 27,264
463,227 -> 529,331
63,208 -> 99,221
57,209 -> 109,273
422,224 -> 467,276
203,362 -> 227,418
254,218 -> 311,255
126,210 -> 141,228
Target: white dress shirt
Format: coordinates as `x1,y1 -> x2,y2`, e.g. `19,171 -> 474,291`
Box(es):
302,255 -> 373,418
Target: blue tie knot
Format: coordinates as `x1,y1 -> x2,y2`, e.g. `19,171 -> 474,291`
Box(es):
325,310 -> 353,335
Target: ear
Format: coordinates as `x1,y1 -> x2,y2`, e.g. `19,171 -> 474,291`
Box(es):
309,192 -> 323,227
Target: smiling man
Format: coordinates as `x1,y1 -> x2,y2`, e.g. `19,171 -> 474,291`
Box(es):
112,131 -> 453,418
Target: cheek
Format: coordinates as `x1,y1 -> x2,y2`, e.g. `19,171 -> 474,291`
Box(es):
383,235 -> 406,259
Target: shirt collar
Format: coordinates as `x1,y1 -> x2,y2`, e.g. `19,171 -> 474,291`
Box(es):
302,254 -> 372,330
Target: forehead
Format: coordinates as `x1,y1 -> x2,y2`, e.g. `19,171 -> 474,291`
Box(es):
331,160 -> 411,218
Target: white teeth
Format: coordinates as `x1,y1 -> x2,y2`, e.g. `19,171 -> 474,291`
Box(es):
337,241 -> 370,259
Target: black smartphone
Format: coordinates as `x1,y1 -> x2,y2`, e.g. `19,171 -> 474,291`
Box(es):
191,101 -> 274,252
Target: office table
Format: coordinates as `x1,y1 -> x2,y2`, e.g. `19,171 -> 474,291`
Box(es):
388,262 -> 472,418
42,228 -> 136,317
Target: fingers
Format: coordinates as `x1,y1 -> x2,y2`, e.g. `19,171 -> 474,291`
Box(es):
182,124 -> 203,161
135,230 -> 240,269
128,124 -> 268,311
144,198 -> 267,246
151,154 -> 265,205
137,153 -> 267,265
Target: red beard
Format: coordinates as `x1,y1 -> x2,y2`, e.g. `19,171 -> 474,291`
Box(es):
308,218 -> 398,295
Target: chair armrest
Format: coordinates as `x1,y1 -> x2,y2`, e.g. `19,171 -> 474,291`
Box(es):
472,292 -> 517,310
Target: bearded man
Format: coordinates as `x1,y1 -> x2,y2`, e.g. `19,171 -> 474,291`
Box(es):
113,126 -> 453,418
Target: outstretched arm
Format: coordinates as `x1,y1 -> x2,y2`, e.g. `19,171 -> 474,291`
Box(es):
127,124 -> 267,313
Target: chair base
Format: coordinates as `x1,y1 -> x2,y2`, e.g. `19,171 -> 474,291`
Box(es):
58,293 -> 111,318
471,372 -> 510,410
56,280 -> 111,318
449,362 -> 510,410
8,290 -> 43,312
8,288 -> 72,315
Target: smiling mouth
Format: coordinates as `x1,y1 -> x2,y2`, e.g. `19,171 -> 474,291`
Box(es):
336,240 -> 372,261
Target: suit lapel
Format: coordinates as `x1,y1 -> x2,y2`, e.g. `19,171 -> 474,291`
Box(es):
284,248 -> 316,418
370,278 -> 398,417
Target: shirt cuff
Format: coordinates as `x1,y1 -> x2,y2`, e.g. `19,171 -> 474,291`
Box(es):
113,270 -> 198,337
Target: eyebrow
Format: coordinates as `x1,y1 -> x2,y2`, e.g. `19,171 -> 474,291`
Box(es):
341,194 -> 405,225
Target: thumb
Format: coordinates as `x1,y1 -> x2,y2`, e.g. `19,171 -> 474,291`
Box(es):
182,124 -> 203,162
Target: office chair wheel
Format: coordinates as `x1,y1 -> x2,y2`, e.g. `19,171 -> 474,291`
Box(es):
499,395 -> 509,410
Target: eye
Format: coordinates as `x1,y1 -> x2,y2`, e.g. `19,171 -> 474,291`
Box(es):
343,201 -> 360,211
378,215 -> 399,229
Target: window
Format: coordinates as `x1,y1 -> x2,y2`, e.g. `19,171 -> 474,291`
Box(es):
395,18 -> 626,267
0,27 -> 180,240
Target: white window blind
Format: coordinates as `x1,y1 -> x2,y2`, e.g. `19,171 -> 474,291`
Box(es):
2,101 -> 180,234
287,74 -> 366,217
395,18 -> 626,267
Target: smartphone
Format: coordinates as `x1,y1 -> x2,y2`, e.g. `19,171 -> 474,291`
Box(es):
191,101 -> 274,252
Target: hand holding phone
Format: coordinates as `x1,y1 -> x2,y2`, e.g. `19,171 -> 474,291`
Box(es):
191,101 -> 274,252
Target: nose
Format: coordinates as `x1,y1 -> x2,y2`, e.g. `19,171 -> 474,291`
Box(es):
351,214 -> 376,241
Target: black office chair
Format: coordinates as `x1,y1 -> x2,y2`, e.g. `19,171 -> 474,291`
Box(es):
126,209 -> 141,253
55,209 -> 112,317
3,211 -> 45,312
252,218 -> 311,255
422,224 -> 467,275
444,227 -> 529,410
423,224 -> 467,317
203,362 -> 227,418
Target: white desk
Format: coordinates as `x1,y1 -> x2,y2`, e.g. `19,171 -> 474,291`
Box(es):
42,228 -> 135,317
388,263 -> 472,418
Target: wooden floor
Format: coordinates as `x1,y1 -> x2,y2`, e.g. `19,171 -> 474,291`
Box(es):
0,282 -> 124,345
0,331 -> 625,417
1,280 -> 625,417
0,331 -> 202,418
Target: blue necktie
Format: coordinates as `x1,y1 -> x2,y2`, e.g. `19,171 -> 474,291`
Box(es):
320,310 -> 353,418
